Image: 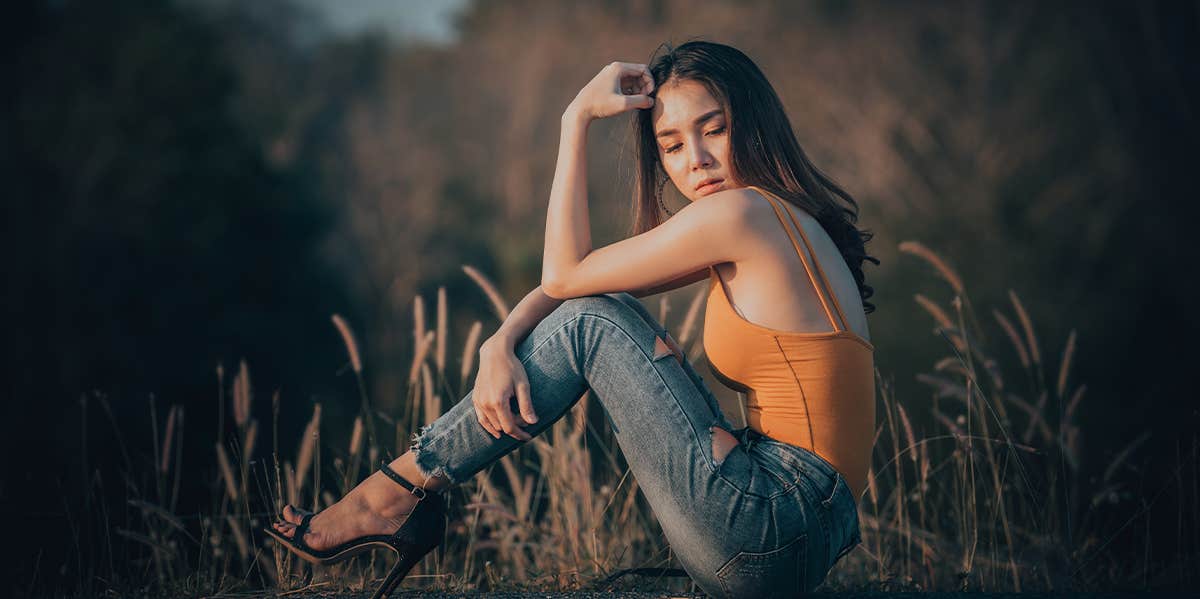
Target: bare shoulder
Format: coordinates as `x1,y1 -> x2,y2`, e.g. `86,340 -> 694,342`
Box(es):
679,187 -> 759,227
689,186 -> 760,211
673,188 -> 759,256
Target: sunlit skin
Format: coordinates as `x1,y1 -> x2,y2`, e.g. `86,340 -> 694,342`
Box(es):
269,65 -> 754,550
272,63 -> 868,550
539,64 -> 759,301
270,451 -> 435,549
649,79 -> 870,344
651,78 -> 742,202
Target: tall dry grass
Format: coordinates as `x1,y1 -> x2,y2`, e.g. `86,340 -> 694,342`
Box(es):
86,252 -> 1196,596
815,241 -> 1148,591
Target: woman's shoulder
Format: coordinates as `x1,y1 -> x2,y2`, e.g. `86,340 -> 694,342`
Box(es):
689,186 -> 761,214
671,187 -> 762,242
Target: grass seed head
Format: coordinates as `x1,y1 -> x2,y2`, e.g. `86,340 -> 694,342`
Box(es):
331,314 -> 363,374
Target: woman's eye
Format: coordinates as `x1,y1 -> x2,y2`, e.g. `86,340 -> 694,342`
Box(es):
663,128 -> 723,154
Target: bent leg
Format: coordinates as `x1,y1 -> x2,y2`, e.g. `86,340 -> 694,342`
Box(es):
279,292 -> 809,596
604,294 -> 739,467
409,293 -> 734,474
408,293 -> 770,594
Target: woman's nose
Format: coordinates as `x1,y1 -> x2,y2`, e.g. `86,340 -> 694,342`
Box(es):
689,147 -> 713,170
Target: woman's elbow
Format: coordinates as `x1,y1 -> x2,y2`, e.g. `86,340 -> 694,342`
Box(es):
541,277 -> 568,299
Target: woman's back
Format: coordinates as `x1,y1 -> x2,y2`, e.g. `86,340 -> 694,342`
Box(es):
710,187 -> 871,343
704,186 -> 875,500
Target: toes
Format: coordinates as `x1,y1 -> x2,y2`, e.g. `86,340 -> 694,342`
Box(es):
274,521 -> 296,538
283,503 -> 312,525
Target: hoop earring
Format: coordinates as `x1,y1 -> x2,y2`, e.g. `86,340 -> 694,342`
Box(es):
656,179 -> 674,216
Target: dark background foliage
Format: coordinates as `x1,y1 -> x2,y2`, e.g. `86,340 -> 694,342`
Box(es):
2,0 -> 1197,595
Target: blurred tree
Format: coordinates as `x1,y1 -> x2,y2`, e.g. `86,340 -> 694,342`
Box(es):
2,1 -> 352,590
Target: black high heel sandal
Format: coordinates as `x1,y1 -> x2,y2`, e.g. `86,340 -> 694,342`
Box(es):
263,461 -> 446,599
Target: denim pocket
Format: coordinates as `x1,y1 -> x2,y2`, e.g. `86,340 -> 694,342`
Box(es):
774,446 -> 861,572
820,471 -> 862,568
715,533 -> 807,598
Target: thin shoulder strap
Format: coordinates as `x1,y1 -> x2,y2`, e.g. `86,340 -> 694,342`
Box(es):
748,186 -> 850,332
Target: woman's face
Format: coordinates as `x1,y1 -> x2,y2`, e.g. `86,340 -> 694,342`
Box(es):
651,78 -> 740,202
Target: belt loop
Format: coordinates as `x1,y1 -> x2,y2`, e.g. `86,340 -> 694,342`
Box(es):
744,428 -> 759,450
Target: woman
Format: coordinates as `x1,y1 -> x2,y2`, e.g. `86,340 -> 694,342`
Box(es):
266,40 -> 878,599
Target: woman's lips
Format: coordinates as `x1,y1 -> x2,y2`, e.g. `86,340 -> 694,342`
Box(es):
696,179 -> 724,195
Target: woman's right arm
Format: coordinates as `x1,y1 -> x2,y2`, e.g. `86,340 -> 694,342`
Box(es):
473,271 -> 703,437
480,284 -> 563,353
473,285 -> 562,440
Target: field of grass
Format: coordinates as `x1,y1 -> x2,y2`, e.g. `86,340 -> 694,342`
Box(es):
63,243 -> 1194,598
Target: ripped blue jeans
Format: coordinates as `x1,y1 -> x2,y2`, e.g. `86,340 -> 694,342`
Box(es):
410,292 -> 861,597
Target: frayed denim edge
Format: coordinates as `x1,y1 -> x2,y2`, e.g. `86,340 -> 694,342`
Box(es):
409,423 -> 457,485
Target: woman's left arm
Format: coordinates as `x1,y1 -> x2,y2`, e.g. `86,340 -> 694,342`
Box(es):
542,62 -> 656,287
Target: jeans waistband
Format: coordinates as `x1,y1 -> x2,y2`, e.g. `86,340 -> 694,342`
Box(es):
736,427 -> 842,483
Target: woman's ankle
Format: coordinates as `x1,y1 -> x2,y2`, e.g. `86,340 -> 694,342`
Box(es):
389,453 -> 450,493
361,470 -> 421,518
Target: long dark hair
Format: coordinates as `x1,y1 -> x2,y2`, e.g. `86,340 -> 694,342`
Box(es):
631,40 -> 879,314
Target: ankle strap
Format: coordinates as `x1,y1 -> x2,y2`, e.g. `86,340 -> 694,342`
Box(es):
379,460 -> 428,501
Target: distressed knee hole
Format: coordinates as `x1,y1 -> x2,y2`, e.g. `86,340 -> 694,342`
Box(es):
710,426 -> 740,466
652,333 -> 685,365
652,335 -> 673,361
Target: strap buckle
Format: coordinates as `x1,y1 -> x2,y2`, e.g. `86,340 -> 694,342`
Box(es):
379,459 -> 427,501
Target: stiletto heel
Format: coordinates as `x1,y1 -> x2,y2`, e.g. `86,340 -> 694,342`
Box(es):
264,460 -> 446,599
373,551 -> 419,599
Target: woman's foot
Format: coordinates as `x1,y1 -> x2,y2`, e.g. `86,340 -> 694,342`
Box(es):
271,469 -> 422,551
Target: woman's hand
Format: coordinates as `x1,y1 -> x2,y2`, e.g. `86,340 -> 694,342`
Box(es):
472,339 -> 539,441
567,61 -> 655,122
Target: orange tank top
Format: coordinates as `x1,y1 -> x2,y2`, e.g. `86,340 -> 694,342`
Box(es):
703,185 -> 875,499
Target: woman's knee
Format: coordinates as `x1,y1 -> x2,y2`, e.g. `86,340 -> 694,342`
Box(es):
555,293 -> 631,319
552,293 -> 668,351
602,292 -> 649,318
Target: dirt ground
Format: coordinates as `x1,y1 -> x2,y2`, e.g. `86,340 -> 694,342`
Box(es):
209,592 -> 1142,598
